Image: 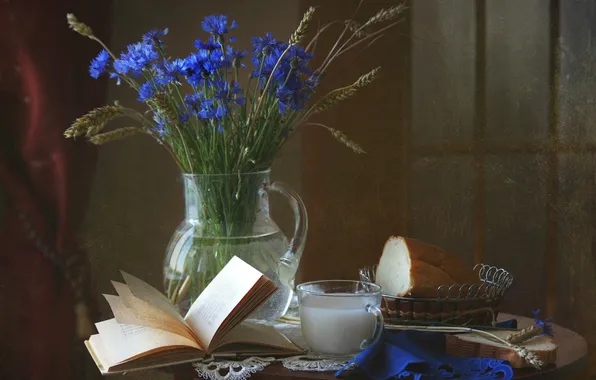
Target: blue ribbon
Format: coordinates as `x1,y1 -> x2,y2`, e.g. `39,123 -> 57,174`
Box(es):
335,320 -> 517,380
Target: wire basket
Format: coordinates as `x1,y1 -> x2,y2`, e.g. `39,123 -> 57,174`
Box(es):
359,264 -> 514,327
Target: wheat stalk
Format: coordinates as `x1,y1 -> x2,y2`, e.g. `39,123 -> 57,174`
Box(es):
290,7 -> 316,45
363,3 -> 407,27
307,123 -> 365,154
66,13 -> 94,38
311,67 -> 380,114
89,127 -> 142,145
65,105 -> 125,138
506,324 -> 543,344
345,20 -> 366,38
330,129 -> 365,154
385,324 -> 545,369
150,93 -> 179,124
513,346 -> 545,369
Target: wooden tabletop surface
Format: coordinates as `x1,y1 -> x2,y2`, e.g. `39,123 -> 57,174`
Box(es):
171,313 -> 588,380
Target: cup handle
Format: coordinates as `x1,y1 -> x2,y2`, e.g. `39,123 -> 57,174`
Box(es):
360,304 -> 384,350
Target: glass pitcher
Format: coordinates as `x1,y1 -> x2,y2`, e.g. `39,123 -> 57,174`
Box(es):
163,169 -> 307,321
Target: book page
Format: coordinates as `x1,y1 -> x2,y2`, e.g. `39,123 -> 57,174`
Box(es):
110,282 -> 198,343
86,337 -> 202,375
104,294 -> 195,342
184,256 -> 263,349
94,318 -> 201,366
213,280 -> 277,339
213,322 -> 300,353
120,271 -> 185,323
88,335 -> 111,372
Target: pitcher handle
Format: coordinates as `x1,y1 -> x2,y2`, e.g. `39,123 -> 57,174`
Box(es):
360,304 -> 384,349
268,182 -> 308,269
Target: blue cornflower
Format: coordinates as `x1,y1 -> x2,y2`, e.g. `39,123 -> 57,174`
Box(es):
142,28 -> 168,47
194,37 -> 221,51
201,15 -> 238,36
251,32 -> 279,55
89,49 -> 110,79
305,74 -> 320,91
253,47 -> 283,79
178,112 -> 190,124
152,115 -> 168,138
114,42 -> 159,77
138,81 -> 156,102
276,87 -> 292,114
184,93 -> 202,114
275,75 -> 315,114
182,50 -> 230,87
198,99 -> 216,119
532,309 -> 553,336
156,58 -> 185,86
251,39 -> 298,83
215,104 -> 227,119
288,45 -> 313,74
276,86 -> 305,114
227,46 -> 247,68
109,72 -> 122,85
166,58 -> 185,75
204,50 -> 230,73
185,90 -> 229,121
212,79 -> 244,105
261,46 -> 312,83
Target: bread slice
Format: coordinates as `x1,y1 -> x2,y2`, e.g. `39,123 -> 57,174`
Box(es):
375,236 -> 478,298
445,329 -> 557,368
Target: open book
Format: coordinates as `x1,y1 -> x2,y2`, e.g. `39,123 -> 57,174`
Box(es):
85,256 -> 302,375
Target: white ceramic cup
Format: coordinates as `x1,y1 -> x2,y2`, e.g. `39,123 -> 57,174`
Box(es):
296,280 -> 384,356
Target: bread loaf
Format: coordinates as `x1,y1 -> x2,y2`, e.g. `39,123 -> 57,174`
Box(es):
445,329 -> 557,368
375,236 -> 478,298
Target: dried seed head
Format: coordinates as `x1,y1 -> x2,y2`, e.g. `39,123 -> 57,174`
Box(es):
363,4 -> 407,27
506,324 -> 542,344
65,105 -> 124,138
290,7 -> 315,45
329,128 -> 366,154
345,20 -> 366,38
150,93 -> 179,124
313,67 -> 380,113
513,346 -> 545,369
67,14 -> 94,38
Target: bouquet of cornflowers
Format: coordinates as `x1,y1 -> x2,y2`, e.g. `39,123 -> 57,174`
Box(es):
65,4 -> 404,172
65,4 -> 404,307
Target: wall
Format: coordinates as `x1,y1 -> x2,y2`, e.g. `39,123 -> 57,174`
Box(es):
300,0 -> 595,376
298,0 -> 410,283
82,1 -> 300,378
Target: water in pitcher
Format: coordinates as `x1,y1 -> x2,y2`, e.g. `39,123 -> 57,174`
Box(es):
233,230 -> 297,321
164,229 -> 297,321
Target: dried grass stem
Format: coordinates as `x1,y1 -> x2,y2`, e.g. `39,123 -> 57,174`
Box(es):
89,127 -> 142,145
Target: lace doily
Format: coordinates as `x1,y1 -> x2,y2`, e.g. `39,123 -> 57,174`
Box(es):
193,357 -> 276,380
188,321 -> 354,379
280,355 -> 356,372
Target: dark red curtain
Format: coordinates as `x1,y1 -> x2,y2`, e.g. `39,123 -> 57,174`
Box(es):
0,1 -> 111,379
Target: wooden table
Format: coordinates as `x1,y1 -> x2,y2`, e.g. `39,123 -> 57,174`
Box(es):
172,313 -> 588,380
